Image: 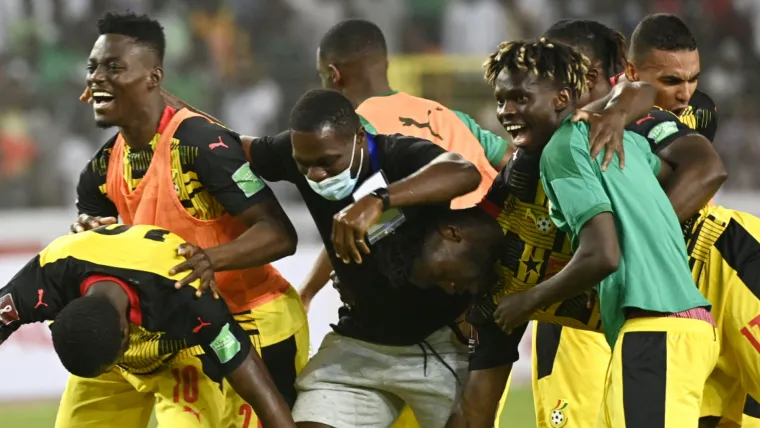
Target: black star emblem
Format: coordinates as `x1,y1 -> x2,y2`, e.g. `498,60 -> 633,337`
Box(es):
524,257 -> 541,274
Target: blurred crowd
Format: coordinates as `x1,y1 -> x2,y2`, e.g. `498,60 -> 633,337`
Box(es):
0,0 -> 758,208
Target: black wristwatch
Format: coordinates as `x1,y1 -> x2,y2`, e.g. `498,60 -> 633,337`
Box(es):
369,188 -> 391,211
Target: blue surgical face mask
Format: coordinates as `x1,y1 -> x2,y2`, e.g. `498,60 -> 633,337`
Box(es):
306,134 -> 364,201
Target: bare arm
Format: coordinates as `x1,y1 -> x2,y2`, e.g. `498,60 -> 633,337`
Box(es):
582,80 -> 657,120
447,366 -> 512,428
207,199 -> 298,271
387,152 -> 481,207
529,213 -> 619,307
226,348 -> 297,428
655,135 -> 727,223
332,152 -> 480,264
299,248 -> 333,311
575,81 -> 658,170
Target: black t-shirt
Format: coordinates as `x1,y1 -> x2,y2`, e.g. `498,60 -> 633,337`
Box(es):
248,131 -> 471,345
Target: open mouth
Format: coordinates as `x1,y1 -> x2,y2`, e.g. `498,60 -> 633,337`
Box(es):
503,123 -> 529,145
91,91 -> 115,110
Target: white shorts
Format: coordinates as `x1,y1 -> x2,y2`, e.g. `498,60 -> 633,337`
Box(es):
292,327 -> 468,428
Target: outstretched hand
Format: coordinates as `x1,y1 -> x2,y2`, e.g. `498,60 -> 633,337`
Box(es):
572,109 -> 626,171
170,243 -> 220,299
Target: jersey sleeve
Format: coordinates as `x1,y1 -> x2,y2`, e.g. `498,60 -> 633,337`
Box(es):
175,288 -> 252,376
468,319 -> 527,370
625,109 -> 700,153
0,256 -> 63,341
384,135 -> 448,178
177,118 -> 274,217
453,110 -> 509,169
682,89 -> 719,142
540,123 -> 612,238
76,143 -> 119,218
247,131 -> 294,183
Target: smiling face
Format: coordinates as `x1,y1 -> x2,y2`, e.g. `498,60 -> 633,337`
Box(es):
494,69 -> 568,152
86,34 -> 162,128
626,48 -> 700,114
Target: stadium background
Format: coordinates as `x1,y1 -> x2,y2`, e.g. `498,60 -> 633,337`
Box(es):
0,0 -> 758,426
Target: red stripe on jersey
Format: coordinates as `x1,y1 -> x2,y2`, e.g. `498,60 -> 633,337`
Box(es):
478,199 -> 501,219
157,105 -> 178,135
80,274 -> 143,325
609,72 -> 624,86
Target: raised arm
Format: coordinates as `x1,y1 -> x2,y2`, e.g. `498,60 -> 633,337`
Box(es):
332,139 -> 480,264
574,80 -> 658,170
627,109 -> 726,222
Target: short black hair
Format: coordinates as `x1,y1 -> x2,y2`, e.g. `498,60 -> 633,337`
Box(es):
97,12 -> 166,63
629,14 -> 697,63
290,89 -> 360,137
544,19 -> 627,79
318,19 -> 387,63
51,296 -> 123,378
484,38 -> 590,101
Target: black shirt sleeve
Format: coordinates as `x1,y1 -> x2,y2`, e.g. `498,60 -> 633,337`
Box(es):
625,108 -> 700,152
76,142 -> 119,218
682,89 -> 719,142
382,134 -> 448,179
176,118 -> 275,217
248,131 -> 294,183
0,256 -> 64,341
177,288 -> 252,376
468,319 -> 527,371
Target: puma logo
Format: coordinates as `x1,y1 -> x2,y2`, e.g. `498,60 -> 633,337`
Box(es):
209,136 -> 228,150
34,289 -> 48,309
183,406 -> 201,422
399,109 -> 443,140
192,317 -> 211,333
636,113 -> 655,125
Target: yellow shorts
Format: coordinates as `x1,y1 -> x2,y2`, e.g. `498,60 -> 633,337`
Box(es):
528,322 -> 610,428
55,356 -> 225,428
599,317 -> 719,428
688,207 -> 760,424
221,286 -> 309,428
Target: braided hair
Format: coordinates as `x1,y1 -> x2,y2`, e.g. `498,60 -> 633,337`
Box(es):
543,19 -> 627,80
484,37 -> 590,101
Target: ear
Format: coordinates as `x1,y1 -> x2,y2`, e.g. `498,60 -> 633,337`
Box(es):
439,224 -> 464,243
585,68 -> 600,92
553,88 -> 571,112
328,64 -> 342,88
624,61 -> 638,82
148,67 -> 164,90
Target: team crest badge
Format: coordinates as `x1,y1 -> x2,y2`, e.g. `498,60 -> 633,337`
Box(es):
550,400 -> 569,427
536,215 -> 554,233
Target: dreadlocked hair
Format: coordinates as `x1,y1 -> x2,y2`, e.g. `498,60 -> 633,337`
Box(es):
484,37 -> 590,101
544,19 -> 627,79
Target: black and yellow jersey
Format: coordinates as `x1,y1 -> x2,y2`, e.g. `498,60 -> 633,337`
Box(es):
0,224 -> 251,378
76,106 -> 272,221
679,89 -> 718,142
468,150 -> 601,370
